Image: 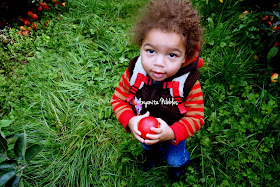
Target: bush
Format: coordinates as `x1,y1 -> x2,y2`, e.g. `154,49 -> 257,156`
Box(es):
0,128 -> 43,187
259,3 -> 280,73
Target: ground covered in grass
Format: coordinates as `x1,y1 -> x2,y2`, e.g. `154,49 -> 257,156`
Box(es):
1,0 -> 280,186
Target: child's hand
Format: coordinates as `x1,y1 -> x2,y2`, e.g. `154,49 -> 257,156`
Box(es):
143,118 -> 175,145
127,111 -> 150,143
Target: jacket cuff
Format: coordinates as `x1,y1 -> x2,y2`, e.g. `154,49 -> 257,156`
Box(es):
118,110 -> 136,132
170,122 -> 188,145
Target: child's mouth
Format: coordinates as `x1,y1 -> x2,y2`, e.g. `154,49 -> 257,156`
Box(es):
152,71 -> 165,79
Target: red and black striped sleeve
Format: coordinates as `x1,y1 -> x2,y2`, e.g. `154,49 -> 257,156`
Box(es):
110,69 -> 136,132
170,80 -> 204,144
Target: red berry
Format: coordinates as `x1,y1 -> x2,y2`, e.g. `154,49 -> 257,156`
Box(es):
23,20 -> 30,26
27,11 -> 33,17
274,42 -> 279,47
32,14 -> 38,19
38,6 -> 43,11
43,5 -> 49,10
20,26 -> 26,31
267,21 -> 272,27
22,30 -> 29,36
271,73 -> 279,83
32,23 -> 38,29
138,116 -> 159,139
44,21 -> 50,27
261,15 -> 268,21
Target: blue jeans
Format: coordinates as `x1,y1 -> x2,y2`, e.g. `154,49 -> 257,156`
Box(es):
141,140 -> 190,167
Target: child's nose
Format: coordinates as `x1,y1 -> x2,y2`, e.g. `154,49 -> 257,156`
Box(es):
154,55 -> 165,67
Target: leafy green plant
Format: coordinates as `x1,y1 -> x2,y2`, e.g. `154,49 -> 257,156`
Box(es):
0,124 -> 43,187
267,43 -> 279,63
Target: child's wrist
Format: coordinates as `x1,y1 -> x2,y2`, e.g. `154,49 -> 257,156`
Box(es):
127,116 -> 136,131
167,126 -> 175,140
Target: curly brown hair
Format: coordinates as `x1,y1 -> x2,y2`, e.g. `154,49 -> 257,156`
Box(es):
132,0 -> 203,59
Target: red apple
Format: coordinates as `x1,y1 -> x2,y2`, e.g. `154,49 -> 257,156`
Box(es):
197,57 -> 203,68
138,116 -> 159,139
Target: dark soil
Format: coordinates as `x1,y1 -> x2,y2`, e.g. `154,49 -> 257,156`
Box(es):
0,0 -> 34,29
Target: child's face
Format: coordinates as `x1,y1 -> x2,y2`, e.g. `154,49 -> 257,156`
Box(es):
140,28 -> 187,82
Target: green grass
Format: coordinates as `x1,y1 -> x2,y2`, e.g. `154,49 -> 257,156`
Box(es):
0,0 -> 279,186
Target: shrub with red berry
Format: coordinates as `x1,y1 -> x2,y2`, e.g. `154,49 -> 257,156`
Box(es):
17,0 -> 67,36
259,3 -> 280,74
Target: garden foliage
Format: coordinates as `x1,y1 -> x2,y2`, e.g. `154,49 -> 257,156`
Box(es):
0,0 -> 279,186
0,126 -> 43,187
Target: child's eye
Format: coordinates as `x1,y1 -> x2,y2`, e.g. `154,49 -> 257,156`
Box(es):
147,49 -> 155,54
169,53 -> 177,58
